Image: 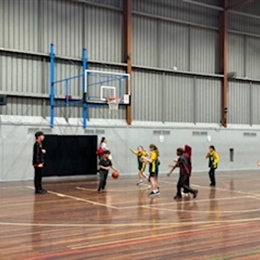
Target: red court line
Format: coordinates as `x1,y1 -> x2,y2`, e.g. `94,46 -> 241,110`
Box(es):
24,221 -> 260,260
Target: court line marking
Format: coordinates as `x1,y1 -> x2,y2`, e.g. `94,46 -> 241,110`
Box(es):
23,221 -> 260,260
3,214 -> 260,228
119,195 -> 256,209
142,204 -> 260,214
209,248 -> 260,260
26,186 -> 119,209
75,186 -> 96,191
75,186 -> 143,192
162,180 -> 260,197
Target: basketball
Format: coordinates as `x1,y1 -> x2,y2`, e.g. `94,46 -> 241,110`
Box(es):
257,160 -> 260,167
112,171 -> 119,179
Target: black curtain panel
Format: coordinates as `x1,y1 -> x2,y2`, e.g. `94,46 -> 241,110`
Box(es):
42,135 -> 97,177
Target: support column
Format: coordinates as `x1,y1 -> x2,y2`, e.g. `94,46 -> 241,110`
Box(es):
220,0 -> 229,127
123,0 -> 132,125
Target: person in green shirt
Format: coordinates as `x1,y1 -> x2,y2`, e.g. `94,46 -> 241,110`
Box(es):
205,145 -> 220,187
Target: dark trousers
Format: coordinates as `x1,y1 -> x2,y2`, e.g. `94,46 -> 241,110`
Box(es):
183,177 -> 190,193
209,168 -> 216,185
176,175 -> 196,197
34,167 -> 43,192
98,171 -> 108,191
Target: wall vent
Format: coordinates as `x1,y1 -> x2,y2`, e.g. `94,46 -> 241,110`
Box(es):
84,129 -> 95,134
96,129 -> 105,135
28,128 -> 52,134
192,131 -> 208,136
153,130 -> 171,135
243,132 -> 257,137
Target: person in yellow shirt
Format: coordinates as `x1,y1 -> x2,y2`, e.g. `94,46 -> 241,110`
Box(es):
141,144 -> 160,197
130,146 -> 148,185
205,145 -> 220,187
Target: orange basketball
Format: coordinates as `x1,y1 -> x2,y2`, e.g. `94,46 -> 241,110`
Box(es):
112,171 -> 119,179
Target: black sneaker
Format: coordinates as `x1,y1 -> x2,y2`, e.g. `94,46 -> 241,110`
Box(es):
193,190 -> 198,199
35,190 -> 46,194
149,190 -> 160,197
174,195 -> 182,200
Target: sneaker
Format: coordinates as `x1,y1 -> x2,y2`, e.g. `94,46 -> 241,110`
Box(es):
210,184 -> 216,187
182,192 -> 190,197
193,190 -> 198,199
174,195 -> 182,200
136,181 -> 144,186
35,190 -> 46,194
148,190 -> 160,197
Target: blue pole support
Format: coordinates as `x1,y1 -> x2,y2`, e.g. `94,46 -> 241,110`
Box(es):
82,48 -> 88,129
50,44 -> 55,128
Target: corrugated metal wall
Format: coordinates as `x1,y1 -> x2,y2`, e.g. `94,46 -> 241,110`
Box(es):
1,0 -> 260,125
228,81 -> 250,124
252,83 -> 260,125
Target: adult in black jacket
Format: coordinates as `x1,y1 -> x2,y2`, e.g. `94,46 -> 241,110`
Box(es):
32,131 -> 47,194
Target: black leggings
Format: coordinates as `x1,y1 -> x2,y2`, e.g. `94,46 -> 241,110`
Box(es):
209,168 -> 216,185
34,167 -> 43,191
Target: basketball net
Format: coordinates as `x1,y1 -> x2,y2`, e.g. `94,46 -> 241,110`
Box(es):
107,96 -> 120,111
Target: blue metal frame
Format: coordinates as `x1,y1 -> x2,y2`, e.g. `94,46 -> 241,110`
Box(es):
49,44 -> 89,128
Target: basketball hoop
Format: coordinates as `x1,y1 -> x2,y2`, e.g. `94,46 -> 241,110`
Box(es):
106,96 -> 121,111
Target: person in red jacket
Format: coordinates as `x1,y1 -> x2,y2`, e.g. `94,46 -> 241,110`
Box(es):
168,145 -> 192,196
169,147 -> 198,200
32,131 -> 47,194
183,145 -> 192,195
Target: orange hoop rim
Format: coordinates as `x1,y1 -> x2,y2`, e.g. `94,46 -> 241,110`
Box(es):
106,96 -> 121,102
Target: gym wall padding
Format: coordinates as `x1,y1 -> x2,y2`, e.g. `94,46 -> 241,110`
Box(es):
43,135 -> 97,177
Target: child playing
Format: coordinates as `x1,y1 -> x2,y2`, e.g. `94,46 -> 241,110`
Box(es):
130,146 -> 148,185
168,145 -> 192,196
171,147 -> 198,200
141,144 -> 160,197
98,150 -> 118,193
205,145 -> 220,187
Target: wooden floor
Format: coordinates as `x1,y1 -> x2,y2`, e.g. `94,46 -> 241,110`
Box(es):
1,171 -> 260,260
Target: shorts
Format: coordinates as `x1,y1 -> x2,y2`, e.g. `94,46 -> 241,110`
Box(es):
149,171 -> 158,178
138,163 -> 146,172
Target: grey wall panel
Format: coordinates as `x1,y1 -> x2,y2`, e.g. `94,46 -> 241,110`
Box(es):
252,83 -> 260,125
0,97 -> 43,117
133,0 -> 219,28
132,71 -> 162,121
88,106 -> 125,121
133,16 -> 158,67
234,1 -> 260,16
2,54 -> 44,94
0,0 -> 39,51
228,81 -> 250,124
41,0 -> 83,57
228,33 -> 245,78
190,28 -> 219,74
159,22 -> 189,71
229,12 -> 260,35
84,6 -> 123,62
246,37 -> 260,79
196,77 -> 221,123
164,74 -> 194,122
84,0 -> 122,8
